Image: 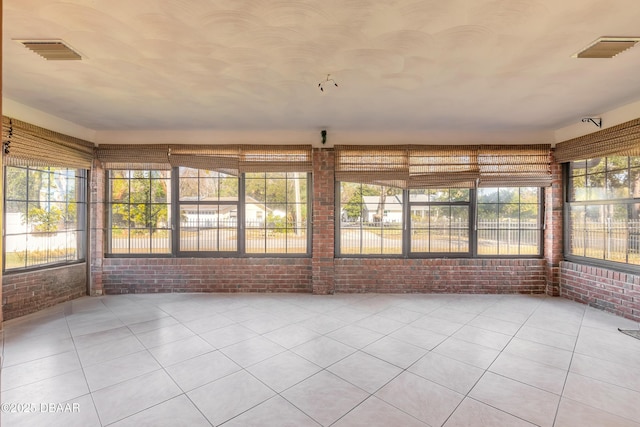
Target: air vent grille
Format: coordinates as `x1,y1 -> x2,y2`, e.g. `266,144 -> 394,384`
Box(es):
573,37 -> 640,58
19,40 -> 82,60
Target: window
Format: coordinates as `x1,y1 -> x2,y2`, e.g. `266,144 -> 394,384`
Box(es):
245,172 -> 308,254
107,169 -> 310,256
339,183 -> 403,255
4,166 -> 86,270
108,170 -> 171,254
567,156 -> 640,266
179,168 -> 238,253
477,187 -> 542,255
337,183 -> 542,257
409,189 -> 470,254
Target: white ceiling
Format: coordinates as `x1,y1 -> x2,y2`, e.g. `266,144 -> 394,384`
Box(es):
3,0 -> 640,145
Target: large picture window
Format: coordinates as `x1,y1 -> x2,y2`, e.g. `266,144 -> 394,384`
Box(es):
567,156 -> 640,266
4,166 -> 86,270
337,183 -> 542,257
107,169 -> 310,256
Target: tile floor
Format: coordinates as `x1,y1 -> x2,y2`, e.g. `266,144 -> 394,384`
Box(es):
1,293 -> 640,427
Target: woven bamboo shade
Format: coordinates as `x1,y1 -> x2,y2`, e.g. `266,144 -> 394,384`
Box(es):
169,145 -> 240,175
239,145 -> 313,173
335,145 -> 408,187
2,116 -> 95,169
478,145 -> 552,187
337,144 -> 552,188
96,144 -> 171,170
555,118 -> 640,163
409,145 -> 479,188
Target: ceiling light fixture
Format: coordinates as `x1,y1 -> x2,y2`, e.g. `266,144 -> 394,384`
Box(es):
573,37 -> 640,58
318,74 -> 338,92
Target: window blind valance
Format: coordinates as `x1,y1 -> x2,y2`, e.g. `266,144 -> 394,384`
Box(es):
168,145 -> 240,175
478,145 -> 552,187
336,144 -> 552,188
239,145 -> 313,173
2,116 -> 95,169
335,145 -> 408,188
96,144 -> 171,170
96,144 -> 312,173
555,118 -> 640,163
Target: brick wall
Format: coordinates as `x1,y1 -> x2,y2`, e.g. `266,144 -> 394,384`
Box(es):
311,148 -> 335,294
335,258 -> 547,293
544,150 -> 563,296
560,261 -> 640,322
2,263 -> 87,320
102,258 -> 312,294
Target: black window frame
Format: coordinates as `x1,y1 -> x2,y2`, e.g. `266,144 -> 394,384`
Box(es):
564,157 -> 640,274
105,168 -> 312,258
335,182 -> 544,258
3,165 -> 88,273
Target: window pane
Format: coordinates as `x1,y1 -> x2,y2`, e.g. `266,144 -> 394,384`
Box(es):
178,169 -> 239,253
339,182 -> 402,255
567,156 -> 640,268
4,166 -> 85,271
245,173 -> 309,254
107,170 -> 170,255
477,187 -> 541,256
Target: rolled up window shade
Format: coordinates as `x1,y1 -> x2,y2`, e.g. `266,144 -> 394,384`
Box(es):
169,145 -> 239,175
409,145 -> 479,188
555,118 -> 640,163
2,116 -> 95,169
478,144 -> 552,187
335,145 -> 408,188
96,144 -> 171,170
239,145 -> 313,173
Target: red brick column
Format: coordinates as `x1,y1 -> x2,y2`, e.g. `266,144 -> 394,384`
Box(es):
544,150 -> 563,296
312,148 -> 335,294
89,160 -> 105,295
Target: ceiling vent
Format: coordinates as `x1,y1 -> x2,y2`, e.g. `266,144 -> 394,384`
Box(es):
18,39 -> 82,60
573,37 -> 640,58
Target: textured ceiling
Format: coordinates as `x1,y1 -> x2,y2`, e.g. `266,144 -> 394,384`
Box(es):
3,0 -> 640,140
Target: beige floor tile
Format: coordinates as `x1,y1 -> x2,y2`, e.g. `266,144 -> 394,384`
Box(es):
92,369 -> 182,425
469,372 -> 560,427
555,397 -> 640,427
375,371 -> 464,426
328,351 -> 403,393
489,352 -> 568,394
108,395 -> 210,427
409,351 -> 485,394
165,350 -> 241,392
222,396 -> 321,427
292,336 -> 356,368
84,350 -> 161,391
563,372 -> 640,423
282,370 -> 368,426
444,397 -> 537,427
333,396 -> 428,427
188,370 -> 275,426
247,351 -> 321,392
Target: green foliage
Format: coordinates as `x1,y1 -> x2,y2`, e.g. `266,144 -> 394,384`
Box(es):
23,205 -> 62,232
110,171 -> 168,232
